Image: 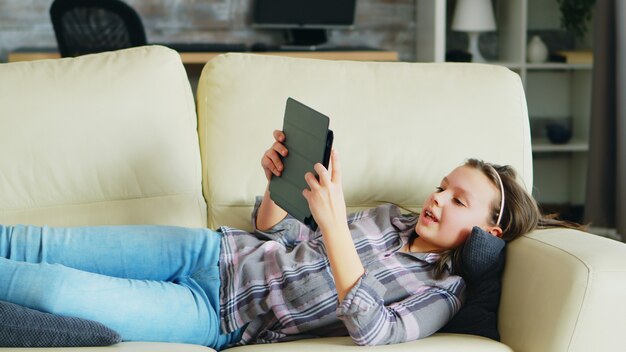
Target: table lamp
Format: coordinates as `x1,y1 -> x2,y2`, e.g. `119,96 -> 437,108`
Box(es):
452,0 -> 497,62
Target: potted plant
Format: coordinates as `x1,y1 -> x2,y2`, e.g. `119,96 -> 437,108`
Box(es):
556,0 -> 596,39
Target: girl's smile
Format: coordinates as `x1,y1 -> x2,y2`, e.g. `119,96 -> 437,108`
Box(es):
412,165 -> 502,253
420,207 -> 439,225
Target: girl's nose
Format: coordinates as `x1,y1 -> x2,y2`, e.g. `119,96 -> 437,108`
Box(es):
432,191 -> 443,206
432,189 -> 453,207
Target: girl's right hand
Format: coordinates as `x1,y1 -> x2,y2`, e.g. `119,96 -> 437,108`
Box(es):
261,130 -> 288,182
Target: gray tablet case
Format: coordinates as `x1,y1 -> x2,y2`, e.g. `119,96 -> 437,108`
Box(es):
269,98 -> 334,231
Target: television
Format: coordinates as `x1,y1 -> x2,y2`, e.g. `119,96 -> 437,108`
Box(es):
252,0 -> 357,47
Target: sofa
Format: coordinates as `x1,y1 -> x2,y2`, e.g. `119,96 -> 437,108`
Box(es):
0,45 -> 624,352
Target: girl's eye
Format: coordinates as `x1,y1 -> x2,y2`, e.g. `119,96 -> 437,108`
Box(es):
454,198 -> 466,207
435,187 -> 444,192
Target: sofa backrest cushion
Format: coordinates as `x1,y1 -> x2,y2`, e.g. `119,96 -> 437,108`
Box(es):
0,45 -> 206,227
197,54 -> 532,231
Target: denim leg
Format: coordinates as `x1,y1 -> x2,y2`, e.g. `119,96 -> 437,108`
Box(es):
0,224 -> 240,348
0,224 -> 220,280
0,257 -> 220,346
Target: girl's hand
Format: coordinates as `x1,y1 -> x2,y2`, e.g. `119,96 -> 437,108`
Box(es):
303,150 -> 364,302
302,149 -> 347,231
257,130 -> 289,230
261,130 -> 288,182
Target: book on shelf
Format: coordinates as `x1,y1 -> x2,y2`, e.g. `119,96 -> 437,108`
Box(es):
550,50 -> 593,64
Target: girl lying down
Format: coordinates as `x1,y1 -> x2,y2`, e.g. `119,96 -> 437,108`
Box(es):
0,130 -> 580,349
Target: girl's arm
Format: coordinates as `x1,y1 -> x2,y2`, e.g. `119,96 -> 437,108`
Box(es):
256,187 -> 288,231
338,280 -> 463,345
256,130 -> 288,231
302,150 -> 365,302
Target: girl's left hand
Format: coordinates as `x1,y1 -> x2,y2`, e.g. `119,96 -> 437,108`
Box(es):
302,149 -> 347,232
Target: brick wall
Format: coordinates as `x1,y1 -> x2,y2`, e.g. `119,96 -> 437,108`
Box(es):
0,0 -> 416,62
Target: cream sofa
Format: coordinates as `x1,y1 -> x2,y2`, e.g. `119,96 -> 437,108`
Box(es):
0,46 -> 624,352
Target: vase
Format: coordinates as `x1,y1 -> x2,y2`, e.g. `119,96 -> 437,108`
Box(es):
546,123 -> 572,144
527,35 -> 548,63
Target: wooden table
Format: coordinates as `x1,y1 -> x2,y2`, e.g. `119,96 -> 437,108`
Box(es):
8,50 -> 399,64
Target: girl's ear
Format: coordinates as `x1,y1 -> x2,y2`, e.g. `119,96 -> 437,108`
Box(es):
485,226 -> 503,238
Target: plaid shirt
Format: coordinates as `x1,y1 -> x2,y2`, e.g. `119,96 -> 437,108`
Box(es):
219,200 -> 465,346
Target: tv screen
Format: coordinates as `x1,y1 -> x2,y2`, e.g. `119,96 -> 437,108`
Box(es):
253,0 -> 357,28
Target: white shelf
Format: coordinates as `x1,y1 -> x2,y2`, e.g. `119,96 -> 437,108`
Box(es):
487,62 -> 593,70
427,0 -> 593,206
415,0 -> 446,62
488,61 -> 524,69
532,139 -> 589,153
525,63 -> 593,70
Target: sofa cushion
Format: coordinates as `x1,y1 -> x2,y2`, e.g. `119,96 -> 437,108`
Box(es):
225,334 -> 512,351
197,54 -> 533,231
439,226 -> 506,340
0,300 -> 121,347
0,45 -> 206,228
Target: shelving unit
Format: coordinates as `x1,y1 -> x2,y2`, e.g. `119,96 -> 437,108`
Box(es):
415,0 -> 593,217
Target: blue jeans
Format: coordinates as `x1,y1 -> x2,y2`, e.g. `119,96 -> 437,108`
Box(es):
0,224 -> 242,350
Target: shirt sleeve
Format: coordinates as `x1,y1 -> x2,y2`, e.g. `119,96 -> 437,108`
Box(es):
250,196 -> 321,247
336,271 -> 464,346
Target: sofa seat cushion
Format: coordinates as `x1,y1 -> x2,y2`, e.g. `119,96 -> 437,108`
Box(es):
225,334 -> 512,351
0,341 -> 215,352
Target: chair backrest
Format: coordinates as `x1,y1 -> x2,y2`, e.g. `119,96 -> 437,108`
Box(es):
50,0 -> 147,57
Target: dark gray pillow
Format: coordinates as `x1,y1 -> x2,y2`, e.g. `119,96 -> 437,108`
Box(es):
461,226 -> 506,282
439,226 -> 506,341
0,301 -> 121,347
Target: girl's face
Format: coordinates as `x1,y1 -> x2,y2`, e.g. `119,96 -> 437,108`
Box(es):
413,165 -> 501,252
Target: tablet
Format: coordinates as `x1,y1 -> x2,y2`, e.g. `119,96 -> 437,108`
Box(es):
269,98 -> 334,231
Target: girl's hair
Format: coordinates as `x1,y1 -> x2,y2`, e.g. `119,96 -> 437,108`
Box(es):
424,158 -> 586,278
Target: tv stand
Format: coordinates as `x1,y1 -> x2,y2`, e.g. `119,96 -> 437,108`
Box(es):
284,29 -> 328,47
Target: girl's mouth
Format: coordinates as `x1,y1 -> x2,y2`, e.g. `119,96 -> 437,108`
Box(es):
423,209 -> 439,223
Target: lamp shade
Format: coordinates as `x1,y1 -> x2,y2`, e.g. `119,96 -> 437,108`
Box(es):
452,0 -> 497,32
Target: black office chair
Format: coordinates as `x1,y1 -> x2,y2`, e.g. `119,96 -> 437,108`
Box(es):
50,0 -> 147,57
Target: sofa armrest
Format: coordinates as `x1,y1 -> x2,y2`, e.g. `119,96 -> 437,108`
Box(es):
499,228 -> 626,352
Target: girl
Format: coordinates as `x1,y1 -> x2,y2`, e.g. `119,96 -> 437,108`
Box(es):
0,130 -> 564,349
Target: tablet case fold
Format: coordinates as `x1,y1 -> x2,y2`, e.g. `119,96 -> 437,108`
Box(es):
269,98 -> 334,231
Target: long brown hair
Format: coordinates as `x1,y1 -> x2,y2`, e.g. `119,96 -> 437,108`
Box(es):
425,158 -> 585,278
